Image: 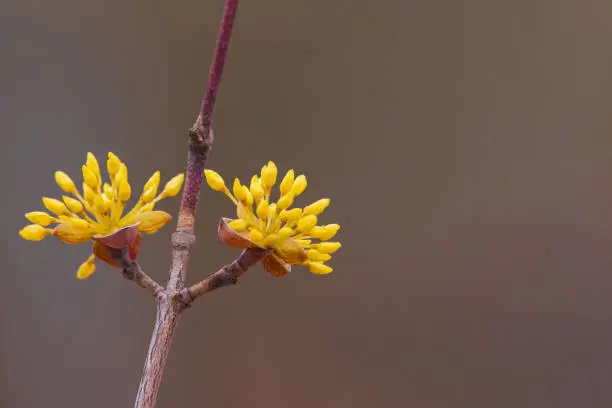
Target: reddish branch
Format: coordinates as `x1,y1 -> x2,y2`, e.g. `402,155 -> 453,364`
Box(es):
130,1 -> 243,407
180,248 -> 268,302
110,248 -> 164,300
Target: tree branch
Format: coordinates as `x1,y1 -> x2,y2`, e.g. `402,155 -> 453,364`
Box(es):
179,248 -> 268,304
132,1 -> 241,407
109,247 -> 165,300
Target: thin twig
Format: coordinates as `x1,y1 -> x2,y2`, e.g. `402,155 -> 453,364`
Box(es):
179,248 -> 268,304
109,247 -> 165,300
133,1 -> 241,407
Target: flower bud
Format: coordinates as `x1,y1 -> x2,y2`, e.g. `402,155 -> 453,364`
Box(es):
279,169 -> 295,195
233,178 -> 246,201
306,261 -> 333,275
107,152 -> 121,176
144,171 -> 160,193
261,161 -> 278,188
296,214 -> 317,232
42,197 -> 67,216
312,242 -> 341,254
163,174 -> 184,197
249,228 -> 265,243
19,224 -> 51,241
76,255 -> 96,279
277,192 -> 295,211
119,180 -> 132,201
82,165 -> 98,189
256,199 -> 269,220
304,198 -> 330,216
228,219 -> 248,231
291,175 -> 307,196
63,196 -> 84,214
86,153 -> 101,183
69,218 -> 90,229
54,171 -> 76,193
307,249 -> 332,262
25,211 -> 54,226
250,179 -> 265,202
204,169 -> 226,192
137,211 -> 172,234
280,208 -> 302,223
319,224 -> 340,241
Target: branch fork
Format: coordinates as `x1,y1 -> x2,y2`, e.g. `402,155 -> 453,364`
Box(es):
110,1 -> 244,406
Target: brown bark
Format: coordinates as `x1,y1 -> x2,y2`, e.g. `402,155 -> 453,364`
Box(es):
131,1 -> 242,407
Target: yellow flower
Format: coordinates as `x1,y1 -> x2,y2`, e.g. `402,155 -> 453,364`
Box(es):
205,161 -> 341,277
19,152 -> 185,279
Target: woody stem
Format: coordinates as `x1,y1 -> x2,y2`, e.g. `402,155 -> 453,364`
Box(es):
132,1 -> 241,407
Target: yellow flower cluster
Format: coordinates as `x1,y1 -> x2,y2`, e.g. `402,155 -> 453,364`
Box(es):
19,152 -> 184,279
204,161 -> 341,276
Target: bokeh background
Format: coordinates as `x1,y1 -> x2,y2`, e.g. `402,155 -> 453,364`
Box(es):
3,0 -> 612,407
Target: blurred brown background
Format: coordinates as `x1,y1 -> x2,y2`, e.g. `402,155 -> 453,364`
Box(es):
3,0 -> 612,407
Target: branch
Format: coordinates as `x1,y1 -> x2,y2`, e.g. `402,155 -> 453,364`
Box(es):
179,247 -> 268,304
107,247 -> 165,300
133,1 -> 241,407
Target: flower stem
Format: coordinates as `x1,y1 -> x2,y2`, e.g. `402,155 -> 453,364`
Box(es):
133,1 -> 241,407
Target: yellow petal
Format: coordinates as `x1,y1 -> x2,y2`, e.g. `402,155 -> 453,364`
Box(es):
306,261 -> 333,275
42,197 -> 67,216
63,196 -> 84,214
134,211 -> 172,234
279,169 -> 295,196
163,173 -> 184,197
54,171 -> 76,193
312,242 -> 342,254
19,224 -> 51,241
296,214 -> 318,233
204,169 -> 226,192
291,175 -> 307,196
76,255 -> 96,279
25,211 -> 54,227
